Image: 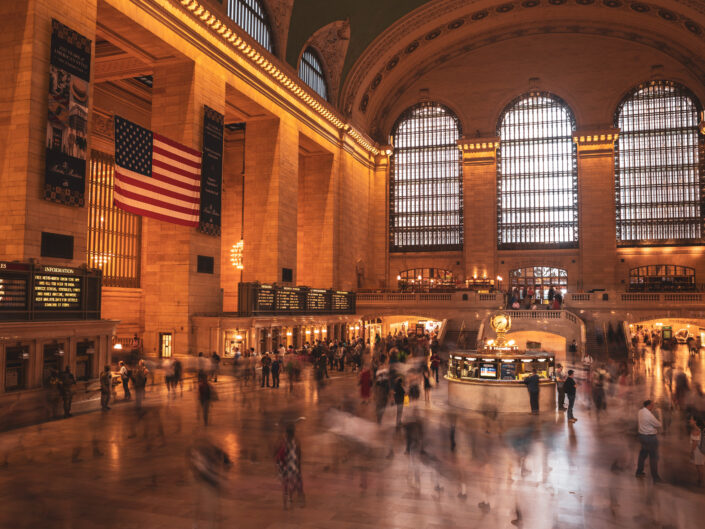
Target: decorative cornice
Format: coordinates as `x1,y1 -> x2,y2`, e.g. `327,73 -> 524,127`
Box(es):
176,0 -> 379,156
458,137 -> 500,165
572,127 -> 620,158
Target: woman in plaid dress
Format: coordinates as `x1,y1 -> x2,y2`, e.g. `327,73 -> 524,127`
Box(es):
276,423 -> 305,509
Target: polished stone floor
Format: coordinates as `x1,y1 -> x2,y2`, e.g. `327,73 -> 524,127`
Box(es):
0,346 -> 704,529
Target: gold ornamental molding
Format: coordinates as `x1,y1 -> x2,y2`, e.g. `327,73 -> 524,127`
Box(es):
176,0 -> 380,156
457,137 -> 500,166
572,128 -> 620,158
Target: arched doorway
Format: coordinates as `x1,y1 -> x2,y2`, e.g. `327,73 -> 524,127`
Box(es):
628,265 -> 696,292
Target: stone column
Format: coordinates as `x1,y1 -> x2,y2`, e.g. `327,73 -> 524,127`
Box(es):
370,148 -> 391,288
141,61 -> 226,356
573,129 -> 620,291
458,138 -> 500,282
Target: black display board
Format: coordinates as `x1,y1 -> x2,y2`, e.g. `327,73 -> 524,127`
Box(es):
0,262 -> 101,320
44,19 -> 92,207
238,283 -> 355,316
199,106 -> 223,236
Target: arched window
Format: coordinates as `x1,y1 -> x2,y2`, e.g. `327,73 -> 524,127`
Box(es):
226,0 -> 273,53
396,268 -> 454,290
390,102 -> 462,251
615,81 -> 704,245
510,266 -> 567,300
628,265 -> 696,292
298,47 -> 328,101
497,93 -> 578,249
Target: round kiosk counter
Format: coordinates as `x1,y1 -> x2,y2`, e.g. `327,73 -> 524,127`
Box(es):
446,351 -> 557,413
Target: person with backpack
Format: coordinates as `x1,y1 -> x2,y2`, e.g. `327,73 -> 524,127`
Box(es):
689,416 -> 705,486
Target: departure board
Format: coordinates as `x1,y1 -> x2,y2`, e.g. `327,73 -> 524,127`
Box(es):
275,287 -> 305,312
331,291 -> 352,312
255,285 -> 275,311
0,262 -> 30,311
34,266 -> 82,310
307,289 -> 327,311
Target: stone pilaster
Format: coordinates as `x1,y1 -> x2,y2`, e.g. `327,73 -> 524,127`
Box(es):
573,128 -> 620,291
458,138 -> 500,282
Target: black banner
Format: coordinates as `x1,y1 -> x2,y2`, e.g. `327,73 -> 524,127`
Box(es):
44,19 -> 92,207
199,106 -> 223,236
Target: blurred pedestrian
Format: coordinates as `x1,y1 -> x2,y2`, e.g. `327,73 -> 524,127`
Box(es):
556,363 -> 567,411
99,365 -> 111,411
210,351 -> 220,382
261,353 -> 271,388
275,423 -> 305,509
271,355 -> 281,388
565,369 -> 577,423
430,351 -> 441,383
134,360 -> 148,411
524,368 -> 540,415
198,373 -> 214,426
636,399 -> 662,482
59,366 -> 76,418
423,365 -> 432,404
374,369 -> 390,424
393,377 -> 406,429
359,364 -> 372,404
119,361 -> 131,400
689,416 -> 704,486
188,438 -> 231,529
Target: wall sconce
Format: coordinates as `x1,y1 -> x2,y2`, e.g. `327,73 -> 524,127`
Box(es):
235,334 -> 243,340
396,275 -> 401,281
113,343 -> 123,350
313,329 -> 319,334
286,331 -> 292,336
305,330 -> 311,334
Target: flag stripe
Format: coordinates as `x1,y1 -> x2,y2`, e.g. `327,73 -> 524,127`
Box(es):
114,178 -> 199,210
153,144 -> 201,170
152,158 -> 202,186
115,168 -> 199,198
154,132 -> 201,159
114,186 -> 199,215
114,197 -> 199,226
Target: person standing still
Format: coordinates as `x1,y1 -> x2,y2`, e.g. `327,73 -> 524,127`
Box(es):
564,370 -> 577,422
133,360 -> 148,411
430,352 -> 441,384
524,368 -> 540,415
99,365 -> 112,411
261,353 -> 271,388
119,361 -> 131,400
59,366 -> 76,418
271,355 -> 281,388
198,373 -> 213,426
636,399 -> 662,482
211,351 -> 220,382
556,363 -> 567,411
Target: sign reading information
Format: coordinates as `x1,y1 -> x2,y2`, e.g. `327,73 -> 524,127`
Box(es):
44,19 -> 92,207
33,266 -> 82,310
199,106 -> 223,235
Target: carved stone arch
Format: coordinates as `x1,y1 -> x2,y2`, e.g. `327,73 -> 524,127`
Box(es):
300,20 -> 351,106
261,0 -> 295,61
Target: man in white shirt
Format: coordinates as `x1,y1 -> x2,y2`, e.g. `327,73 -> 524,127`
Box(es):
636,399 -> 662,482
556,364 -> 567,411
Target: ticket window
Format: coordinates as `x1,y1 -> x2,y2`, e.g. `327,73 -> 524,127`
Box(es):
76,341 -> 94,381
43,343 -> 64,386
5,346 -> 28,391
159,333 -> 173,358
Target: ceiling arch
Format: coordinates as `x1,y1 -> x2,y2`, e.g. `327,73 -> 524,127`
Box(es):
338,0 -> 705,136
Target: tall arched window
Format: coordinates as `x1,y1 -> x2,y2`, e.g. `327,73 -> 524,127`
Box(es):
299,47 -> 328,101
615,81 -> 704,245
497,93 -> 578,249
226,0 -> 273,53
390,102 -> 462,251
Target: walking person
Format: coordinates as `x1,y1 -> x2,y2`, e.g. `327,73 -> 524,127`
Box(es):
119,361 -> 131,400
565,370 -> 577,423
393,377 -> 406,429
210,351 -> 220,382
133,360 -> 148,411
636,399 -> 662,483
59,366 -> 76,418
430,351 -> 441,384
423,365 -> 432,404
689,416 -> 704,487
275,423 -> 305,510
556,363 -> 567,411
523,368 -> 540,415
99,365 -> 112,411
271,355 -> 281,388
198,373 -> 213,426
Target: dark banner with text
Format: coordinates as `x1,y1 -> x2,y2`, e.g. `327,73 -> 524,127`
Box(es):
44,19 -> 92,206
199,106 -> 223,236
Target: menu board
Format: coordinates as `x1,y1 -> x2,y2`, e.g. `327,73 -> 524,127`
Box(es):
307,289 -> 327,311
331,291 -> 352,312
276,287 -> 304,312
256,285 -> 275,312
34,266 -> 82,310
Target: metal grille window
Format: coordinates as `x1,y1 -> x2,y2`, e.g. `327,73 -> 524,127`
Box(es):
397,268 -> 455,290
299,48 -> 328,101
510,266 -> 567,300
615,81 -> 704,245
497,93 -> 578,249
390,102 -> 463,252
226,0 -> 273,53
87,150 -> 141,287
628,265 -> 696,292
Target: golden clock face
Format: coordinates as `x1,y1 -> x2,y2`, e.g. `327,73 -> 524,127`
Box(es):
490,313 -> 511,334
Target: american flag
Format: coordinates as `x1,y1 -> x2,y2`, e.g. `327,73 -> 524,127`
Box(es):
113,116 -> 201,226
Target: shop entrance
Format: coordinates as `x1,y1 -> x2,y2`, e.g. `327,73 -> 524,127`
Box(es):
42,343 -> 64,386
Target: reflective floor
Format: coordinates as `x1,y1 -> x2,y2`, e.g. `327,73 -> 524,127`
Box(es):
0,345 -> 704,529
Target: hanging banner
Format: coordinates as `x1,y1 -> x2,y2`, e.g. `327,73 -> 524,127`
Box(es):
199,106 -> 223,236
44,19 -> 92,206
